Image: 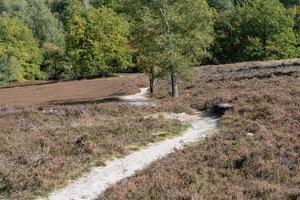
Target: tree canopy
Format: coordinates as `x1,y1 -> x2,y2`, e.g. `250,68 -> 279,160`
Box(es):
207,0 -> 233,11
0,0 -> 65,48
127,0 -> 215,96
0,0 -> 300,97
211,0 -> 298,64
0,17 -> 43,82
66,6 -> 131,78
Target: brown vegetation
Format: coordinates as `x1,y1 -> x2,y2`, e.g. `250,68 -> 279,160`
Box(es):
0,73 -> 189,199
101,60 -> 300,199
0,104 -> 188,199
0,74 -> 147,106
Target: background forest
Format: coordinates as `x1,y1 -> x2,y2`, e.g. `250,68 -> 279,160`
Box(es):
0,0 -> 300,83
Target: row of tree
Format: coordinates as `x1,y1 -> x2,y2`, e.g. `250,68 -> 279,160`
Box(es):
0,0 -> 300,96
209,0 -> 300,64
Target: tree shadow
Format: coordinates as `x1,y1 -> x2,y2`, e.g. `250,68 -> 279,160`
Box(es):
47,97 -> 122,106
0,81 -> 60,90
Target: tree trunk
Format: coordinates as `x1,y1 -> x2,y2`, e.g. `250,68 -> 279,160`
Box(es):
171,74 -> 179,98
83,0 -> 89,9
149,76 -> 155,95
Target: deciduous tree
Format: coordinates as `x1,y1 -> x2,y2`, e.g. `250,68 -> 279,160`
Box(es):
207,0 -> 233,11
127,0 -> 214,97
211,0 -> 297,63
0,17 -> 44,82
66,6 -> 132,78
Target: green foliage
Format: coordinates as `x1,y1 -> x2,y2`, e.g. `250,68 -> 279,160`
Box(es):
0,17 -> 44,82
266,28 -> 298,59
1,0 -> 300,84
62,0 -> 86,30
0,0 -> 65,48
290,6 -> 300,55
0,0 -> 67,81
0,56 -> 24,82
280,0 -> 300,7
207,0 -> 234,11
128,0 -> 215,79
27,0 -> 65,48
211,0 -> 298,64
66,6 -> 132,78
91,0 -> 124,12
42,43 -> 71,80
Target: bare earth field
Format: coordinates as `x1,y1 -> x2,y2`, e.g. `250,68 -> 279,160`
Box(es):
101,60 -> 300,200
0,74 -> 147,106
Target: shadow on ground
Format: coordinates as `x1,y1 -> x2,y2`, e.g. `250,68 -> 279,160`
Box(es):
47,97 -> 122,105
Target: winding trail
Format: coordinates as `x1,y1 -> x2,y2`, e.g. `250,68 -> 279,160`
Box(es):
44,88 -> 218,200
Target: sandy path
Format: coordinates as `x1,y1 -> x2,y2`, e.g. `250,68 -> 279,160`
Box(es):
119,87 -> 151,106
44,89 -> 218,200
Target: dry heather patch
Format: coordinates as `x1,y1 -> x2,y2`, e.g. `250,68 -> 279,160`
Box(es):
0,103 -> 188,199
102,61 -> 300,199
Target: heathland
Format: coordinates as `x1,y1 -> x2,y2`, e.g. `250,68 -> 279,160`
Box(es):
101,59 -> 300,200
1,0 -> 300,199
0,59 -> 299,199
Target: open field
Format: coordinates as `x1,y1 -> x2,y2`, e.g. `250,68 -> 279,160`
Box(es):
0,74 -> 147,106
0,73 -> 191,199
2,0 -> 300,199
0,104 -> 189,199
0,59 -> 299,200
102,60 -> 300,199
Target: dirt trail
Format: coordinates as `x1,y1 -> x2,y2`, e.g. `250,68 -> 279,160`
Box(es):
43,89 -> 218,200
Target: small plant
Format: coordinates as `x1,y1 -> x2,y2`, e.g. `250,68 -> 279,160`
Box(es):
249,140 -> 259,147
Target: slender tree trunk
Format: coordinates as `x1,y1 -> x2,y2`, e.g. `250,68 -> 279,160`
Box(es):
149,67 -> 156,95
149,75 -> 155,95
83,0 -> 89,9
160,6 -> 178,98
171,73 -> 179,98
